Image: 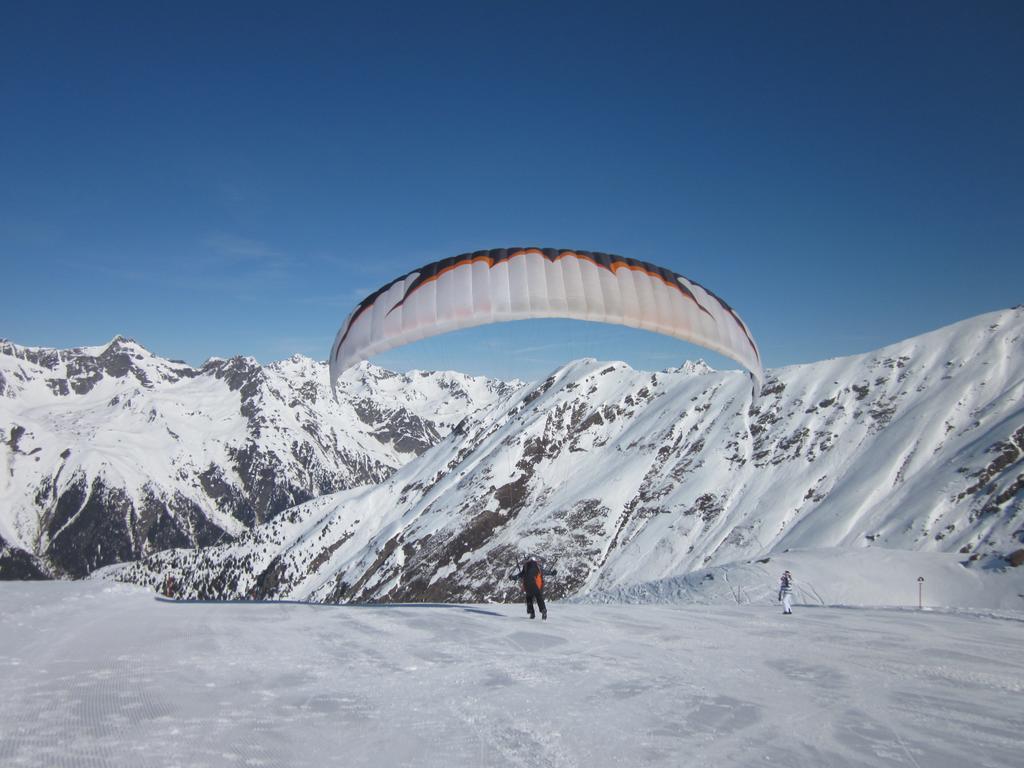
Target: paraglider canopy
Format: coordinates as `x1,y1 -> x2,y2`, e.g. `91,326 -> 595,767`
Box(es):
330,247 -> 762,394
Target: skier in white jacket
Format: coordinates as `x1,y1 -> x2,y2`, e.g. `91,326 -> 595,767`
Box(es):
778,570 -> 794,615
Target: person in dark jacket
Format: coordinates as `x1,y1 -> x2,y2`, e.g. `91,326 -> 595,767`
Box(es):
511,556 -> 554,619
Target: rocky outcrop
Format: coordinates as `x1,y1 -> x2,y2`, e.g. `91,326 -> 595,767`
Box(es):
0,535 -> 50,580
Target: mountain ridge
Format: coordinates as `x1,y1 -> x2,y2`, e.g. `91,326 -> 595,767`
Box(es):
0,337 -> 519,577
106,306 -> 1024,602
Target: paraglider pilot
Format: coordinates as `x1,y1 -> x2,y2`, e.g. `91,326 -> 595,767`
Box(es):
511,556 -> 555,620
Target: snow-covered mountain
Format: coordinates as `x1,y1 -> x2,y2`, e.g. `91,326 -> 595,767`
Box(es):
110,307 -> 1024,603
0,337 -> 519,577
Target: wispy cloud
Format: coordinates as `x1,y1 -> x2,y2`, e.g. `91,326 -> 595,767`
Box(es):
186,232 -> 300,302
262,335 -> 329,362
215,182 -> 250,206
0,215 -> 62,248
508,342 -> 576,356
294,289 -> 368,310
54,256 -> 154,284
202,233 -> 287,263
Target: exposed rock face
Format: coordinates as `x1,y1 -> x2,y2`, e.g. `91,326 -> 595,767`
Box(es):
113,309 -> 1024,604
0,338 -> 519,577
0,534 -> 50,580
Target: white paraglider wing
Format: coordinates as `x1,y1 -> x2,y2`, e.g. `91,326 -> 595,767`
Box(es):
329,248 -> 762,394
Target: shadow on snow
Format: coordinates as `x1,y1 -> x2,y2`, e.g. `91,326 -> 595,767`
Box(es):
154,595 -> 506,617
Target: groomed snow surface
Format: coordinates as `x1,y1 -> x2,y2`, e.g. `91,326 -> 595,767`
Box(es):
2,581 -> 1022,768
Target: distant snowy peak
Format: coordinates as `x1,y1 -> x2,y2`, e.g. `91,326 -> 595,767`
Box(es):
0,336 -> 521,577
0,335 -> 196,397
671,359 -> 715,376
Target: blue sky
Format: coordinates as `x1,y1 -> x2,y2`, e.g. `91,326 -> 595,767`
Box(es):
2,1 -> 1022,381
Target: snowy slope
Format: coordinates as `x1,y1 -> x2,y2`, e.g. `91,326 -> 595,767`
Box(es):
0,337 -> 519,576
111,307 -> 1024,606
585,547 -> 1024,612
3,580 -> 1023,768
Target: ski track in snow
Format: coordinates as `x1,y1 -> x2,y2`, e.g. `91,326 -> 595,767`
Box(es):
1,582 -> 1022,768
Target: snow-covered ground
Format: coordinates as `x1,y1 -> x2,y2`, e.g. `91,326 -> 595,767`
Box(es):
586,547 -> 1024,612
2,581 -> 1021,767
